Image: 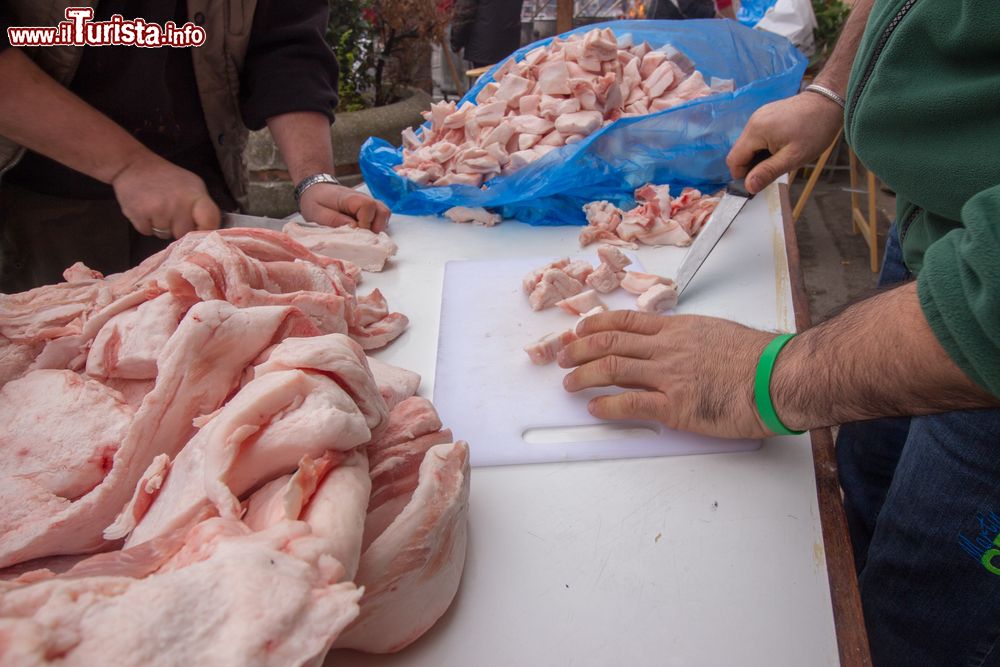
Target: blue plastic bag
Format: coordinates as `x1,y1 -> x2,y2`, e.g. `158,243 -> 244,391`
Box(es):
360,19 -> 806,226
737,0 -> 780,26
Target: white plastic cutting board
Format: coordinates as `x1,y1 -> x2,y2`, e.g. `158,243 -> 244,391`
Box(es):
433,253 -> 760,467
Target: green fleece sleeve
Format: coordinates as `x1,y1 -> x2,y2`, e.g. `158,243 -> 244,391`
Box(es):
918,183 -> 1000,398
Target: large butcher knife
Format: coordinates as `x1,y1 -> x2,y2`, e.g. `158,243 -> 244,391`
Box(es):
674,150 -> 770,298
220,211 -> 290,231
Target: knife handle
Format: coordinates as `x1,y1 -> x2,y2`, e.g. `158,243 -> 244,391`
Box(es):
726,149 -> 772,198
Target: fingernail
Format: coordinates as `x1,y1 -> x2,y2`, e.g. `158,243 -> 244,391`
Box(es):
747,176 -> 758,192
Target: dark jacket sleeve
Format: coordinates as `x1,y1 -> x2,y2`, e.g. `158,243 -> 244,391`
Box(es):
1,5 -> 13,51
449,0 -> 478,53
240,0 -> 340,130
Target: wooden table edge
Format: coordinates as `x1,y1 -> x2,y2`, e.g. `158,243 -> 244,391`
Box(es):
779,182 -> 873,667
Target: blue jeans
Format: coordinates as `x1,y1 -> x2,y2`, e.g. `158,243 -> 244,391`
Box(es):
836,225 -> 1000,666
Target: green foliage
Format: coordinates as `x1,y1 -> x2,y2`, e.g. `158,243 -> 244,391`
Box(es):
810,0 -> 851,70
327,0 -> 452,109
327,0 -> 375,111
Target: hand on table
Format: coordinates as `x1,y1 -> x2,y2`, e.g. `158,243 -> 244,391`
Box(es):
558,310 -> 777,439
727,92 -> 844,195
299,183 -> 391,233
112,154 -> 221,239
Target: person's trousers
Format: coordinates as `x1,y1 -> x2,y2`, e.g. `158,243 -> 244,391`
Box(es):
0,183 -> 170,293
836,224 -> 1000,666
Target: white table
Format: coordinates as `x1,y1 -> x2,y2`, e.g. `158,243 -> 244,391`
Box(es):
329,182 -> 841,666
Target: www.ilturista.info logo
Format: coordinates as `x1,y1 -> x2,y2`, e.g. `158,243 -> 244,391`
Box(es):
6,7 -> 206,48
959,511 -> 1000,576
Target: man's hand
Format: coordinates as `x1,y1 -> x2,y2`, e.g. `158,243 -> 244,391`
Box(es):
299,183 -> 391,233
111,154 -> 220,239
558,310 -> 774,439
726,92 -> 844,194
264,112 -> 390,233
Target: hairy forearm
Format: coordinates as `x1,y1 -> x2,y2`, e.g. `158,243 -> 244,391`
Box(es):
772,281 -> 999,430
0,49 -> 155,183
812,0 -> 875,96
266,111 -> 334,185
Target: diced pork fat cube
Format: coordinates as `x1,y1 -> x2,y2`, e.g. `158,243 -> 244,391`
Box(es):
642,61 -> 681,99
524,45 -> 548,66
710,77 -> 735,94
636,283 -> 679,313
662,44 -> 696,76
443,206 -> 502,226
518,133 -> 542,151
537,61 -> 571,95
556,289 -> 607,316
430,100 -> 455,130
443,101 -> 475,129
630,41 -> 651,59
421,144 -> 453,166
537,131 -> 566,147
455,150 -> 500,175
434,172 -> 482,187
509,115 -> 555,135
585,263 -> 624,293
484,142 -> 510,167
555,111 -> 603,136
494,75 -> 532,103
540,96 -> 581,118
596,245 -> 632,271
474,100 -> 508,127
562,259 -> 593,284
475,82 -> 500,104
528,269 -> 585,311
621,271 -> 675,295
518,94 -> 541,116
508,149 -> 538,170
481,120 -> 514,147
401,127 -> 422,150
522,258 -> 570,294
524,329 -> 578,366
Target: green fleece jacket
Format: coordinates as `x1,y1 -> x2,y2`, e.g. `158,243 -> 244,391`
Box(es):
845,0 -> 1000,397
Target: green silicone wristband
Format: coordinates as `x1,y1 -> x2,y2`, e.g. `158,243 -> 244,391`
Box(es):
754,333 -> 805,436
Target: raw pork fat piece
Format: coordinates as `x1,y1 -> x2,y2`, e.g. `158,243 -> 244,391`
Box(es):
585,262 -> 624,293
527,269 -> 585,311
395,29 -> 726,187
596,244 -> 632,271
281,222 -> 398,272
636,283 -> 679,313
524,328 -> 579,365
621,271 -> 675,295
333,441 -> 470,653
0,523 -> 363,667
444,206 -> 502,226
366,357 -> 421,410
123,364 -> 375,548
580,183 -> 721,247
556,289 -> 608,316
0,301 -> 316,568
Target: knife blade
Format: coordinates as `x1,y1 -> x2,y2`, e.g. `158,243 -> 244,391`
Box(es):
674,150 -> 770,298
220,211 -> 289,230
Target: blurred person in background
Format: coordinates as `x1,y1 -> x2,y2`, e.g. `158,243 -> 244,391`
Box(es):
450,0 -> 525,69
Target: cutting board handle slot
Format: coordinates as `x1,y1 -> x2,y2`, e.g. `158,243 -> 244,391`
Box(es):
522,423 -> 660,445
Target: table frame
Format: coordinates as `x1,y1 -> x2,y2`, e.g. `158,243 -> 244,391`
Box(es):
780,183 -> 873,666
